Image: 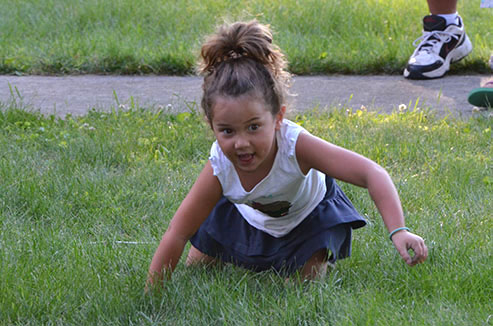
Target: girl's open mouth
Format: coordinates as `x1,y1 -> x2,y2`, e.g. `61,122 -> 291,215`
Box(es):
238,153 -> 254,164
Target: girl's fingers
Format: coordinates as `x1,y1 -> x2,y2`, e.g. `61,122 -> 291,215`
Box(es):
394,232 -> 428,266
409,238 -> 428,265
395,242 -> 412,265
419,241 -> 429,263
402,251 -> 413,265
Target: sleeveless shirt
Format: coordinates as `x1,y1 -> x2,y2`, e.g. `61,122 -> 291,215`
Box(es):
209,119 -> 326,238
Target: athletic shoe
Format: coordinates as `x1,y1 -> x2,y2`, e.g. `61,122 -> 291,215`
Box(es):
404,15 -> 472,79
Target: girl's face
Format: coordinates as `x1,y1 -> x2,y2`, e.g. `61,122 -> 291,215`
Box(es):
210,95 -> 285,177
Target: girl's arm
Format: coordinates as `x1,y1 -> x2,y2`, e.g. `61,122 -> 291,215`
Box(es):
296,132 -> 428,266
147,161 -> 222,285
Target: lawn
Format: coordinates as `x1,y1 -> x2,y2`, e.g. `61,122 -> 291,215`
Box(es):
1,0 -> 492,75
0,100 -> 491,325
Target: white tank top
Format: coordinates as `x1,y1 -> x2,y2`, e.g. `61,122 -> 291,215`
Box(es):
209,119 -> 326,238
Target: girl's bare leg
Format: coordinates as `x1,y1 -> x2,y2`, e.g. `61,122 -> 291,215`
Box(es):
186,245 -> 218,266
300,249 -> 330,280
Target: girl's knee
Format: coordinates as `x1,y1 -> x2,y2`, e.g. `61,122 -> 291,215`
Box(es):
300,249 -> 330,280
186,245 -> 217,266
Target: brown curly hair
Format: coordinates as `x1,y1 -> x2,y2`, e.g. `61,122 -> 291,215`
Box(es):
198,20 -> 291,125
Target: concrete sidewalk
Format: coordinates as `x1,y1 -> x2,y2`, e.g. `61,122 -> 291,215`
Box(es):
1,74 -> 491,118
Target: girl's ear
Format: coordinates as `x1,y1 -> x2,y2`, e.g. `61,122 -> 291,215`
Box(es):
275,106 -> 286,130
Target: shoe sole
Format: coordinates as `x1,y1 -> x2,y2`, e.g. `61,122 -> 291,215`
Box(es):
404,34 -> 473,79
468,87 -> 493,108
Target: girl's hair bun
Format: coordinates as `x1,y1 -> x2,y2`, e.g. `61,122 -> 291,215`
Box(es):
199,20 -> 286,80
199,20 -> 290,122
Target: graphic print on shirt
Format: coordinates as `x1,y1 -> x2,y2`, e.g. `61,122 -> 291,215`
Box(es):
249,200 -> 292,217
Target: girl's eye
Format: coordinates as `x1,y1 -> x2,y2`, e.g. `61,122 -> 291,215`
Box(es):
222,129 -> 233,135
248,124 -> 259,131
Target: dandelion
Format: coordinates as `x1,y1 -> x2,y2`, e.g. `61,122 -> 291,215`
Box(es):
119,104 -> 127,110
157,105 -> 164,110
166,104 -> 173,110
472,107 -> 480,112
398,104 -> 407,112
360,105 -> 367,112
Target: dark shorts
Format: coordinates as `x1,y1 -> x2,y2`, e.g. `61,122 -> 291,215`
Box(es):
190,176 -> 367,275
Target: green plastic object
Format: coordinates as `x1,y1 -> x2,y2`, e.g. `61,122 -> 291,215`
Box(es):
468,81 -> 493,108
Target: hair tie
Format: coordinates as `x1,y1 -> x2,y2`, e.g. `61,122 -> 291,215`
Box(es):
389,227 -> 410,241
224,49 -> 247,62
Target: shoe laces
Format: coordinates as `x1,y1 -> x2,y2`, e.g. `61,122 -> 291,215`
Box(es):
412,30 -> 458,54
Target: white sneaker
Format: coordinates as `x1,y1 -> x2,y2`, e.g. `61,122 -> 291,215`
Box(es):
404,15 -> 472,79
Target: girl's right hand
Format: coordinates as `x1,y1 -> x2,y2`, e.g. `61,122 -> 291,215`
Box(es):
391,231 -> 428,266
145,271 -> 161,293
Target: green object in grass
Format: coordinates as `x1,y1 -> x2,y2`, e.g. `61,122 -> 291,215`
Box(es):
468,82 -> 493,108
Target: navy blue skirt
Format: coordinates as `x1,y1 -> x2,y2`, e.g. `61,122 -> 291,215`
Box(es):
190,176 -> 367,275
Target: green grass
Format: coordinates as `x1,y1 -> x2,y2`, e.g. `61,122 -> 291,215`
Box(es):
1,0 -> 492,75
0,99 -> 491,325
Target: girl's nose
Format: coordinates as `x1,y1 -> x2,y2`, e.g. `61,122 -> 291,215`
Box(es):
234,136 -> 249,149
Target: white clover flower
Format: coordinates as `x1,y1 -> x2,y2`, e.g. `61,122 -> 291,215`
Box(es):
80,123 -> 95,130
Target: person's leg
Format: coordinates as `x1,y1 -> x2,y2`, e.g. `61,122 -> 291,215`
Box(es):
186,245 -> 218,266
300,249 -> 329,280
427,0 -> 457,14
403,0 -> 472,79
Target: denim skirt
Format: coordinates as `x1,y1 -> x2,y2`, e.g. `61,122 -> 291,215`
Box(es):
190,176 -> 367,275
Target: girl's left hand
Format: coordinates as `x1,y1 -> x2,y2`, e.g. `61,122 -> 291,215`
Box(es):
391,231 -> 428,266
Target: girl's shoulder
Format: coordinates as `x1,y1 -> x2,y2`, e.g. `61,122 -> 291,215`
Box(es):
279,119 -> 310,156
209,140 -> 230,174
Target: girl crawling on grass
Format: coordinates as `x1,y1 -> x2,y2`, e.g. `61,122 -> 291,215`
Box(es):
147,20 -> 428,284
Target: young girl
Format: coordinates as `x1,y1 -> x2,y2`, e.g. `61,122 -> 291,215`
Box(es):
148,20 -> 428,283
